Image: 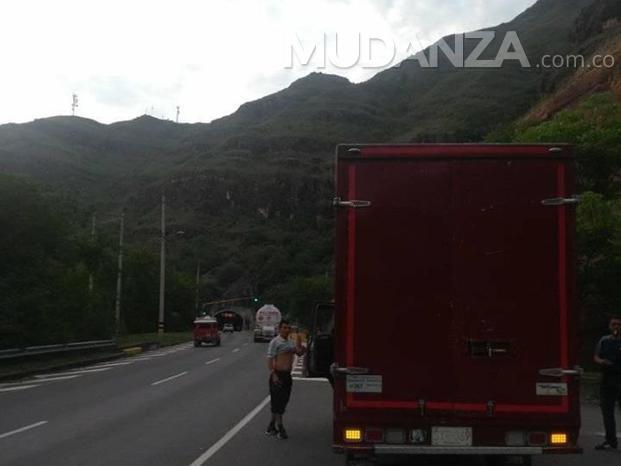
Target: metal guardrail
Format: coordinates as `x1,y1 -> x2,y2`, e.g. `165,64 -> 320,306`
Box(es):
0,340 -> 116,360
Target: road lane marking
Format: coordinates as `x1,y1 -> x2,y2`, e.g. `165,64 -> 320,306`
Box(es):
232,348 -> 240,353
0,421 -> 48,440
130,357 -> 152,361
243,343 -> 248,346
583,431 -> 621,438
92,361 -> 134,368
34,367 -> 112,378
188,396 -> 270,466
151,371 -> 188,386
292,377 -> 329,382
0,385 -> 41,393
205,358 -> 221,365
10,375 -> 81,385
0,375 -> 80,389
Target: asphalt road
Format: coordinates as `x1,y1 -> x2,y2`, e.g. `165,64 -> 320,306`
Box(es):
1,332 -> 620,466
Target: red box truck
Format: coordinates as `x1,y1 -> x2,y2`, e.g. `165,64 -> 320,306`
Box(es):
314,144 -> 583,464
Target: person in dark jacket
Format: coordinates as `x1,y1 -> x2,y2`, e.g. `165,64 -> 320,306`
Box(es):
594,315 -> 621,450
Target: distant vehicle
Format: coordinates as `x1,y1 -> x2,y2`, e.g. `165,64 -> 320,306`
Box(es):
223,323 -> 234,333
193,316 -> 220,347
254,304 -> 281,342
307,144 -> 582,464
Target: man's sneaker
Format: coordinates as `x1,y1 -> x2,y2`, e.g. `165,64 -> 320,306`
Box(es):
276,426 -> 288,440
595,441 -> 618,450
265,422 -> 277,436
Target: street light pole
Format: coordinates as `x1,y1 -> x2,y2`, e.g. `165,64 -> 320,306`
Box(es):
158,195 -> 166,334
89,214 -> 96,293
115,213 -> 124,334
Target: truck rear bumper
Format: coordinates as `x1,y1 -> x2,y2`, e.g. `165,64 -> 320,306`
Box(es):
335,445 -> 582,456
375,446 -> 542,455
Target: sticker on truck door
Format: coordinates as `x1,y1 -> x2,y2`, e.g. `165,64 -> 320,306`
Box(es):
346,375 -> 382,393
536,383 -> 568,396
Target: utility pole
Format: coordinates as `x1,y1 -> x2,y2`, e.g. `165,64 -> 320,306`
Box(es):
195,261 -> 201,315
176,106 -> 180,123
115,213 -> 125,335
158,195 -> 166,334
89,214 -> 96,293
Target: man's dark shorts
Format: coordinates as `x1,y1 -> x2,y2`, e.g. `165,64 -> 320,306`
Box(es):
269,370 -> 293,415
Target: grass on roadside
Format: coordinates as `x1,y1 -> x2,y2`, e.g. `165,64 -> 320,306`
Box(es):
116,332 -> 192,349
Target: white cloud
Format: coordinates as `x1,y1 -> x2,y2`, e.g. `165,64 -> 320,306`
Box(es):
0,0 -> 537,125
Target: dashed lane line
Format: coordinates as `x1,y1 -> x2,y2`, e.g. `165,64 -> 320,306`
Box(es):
232,348 -> 240,353
151,371 -> 188,386
0,421 -> 48,440
205,358 -> 221,365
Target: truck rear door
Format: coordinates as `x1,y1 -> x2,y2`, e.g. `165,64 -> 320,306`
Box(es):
334,144 -> 578,420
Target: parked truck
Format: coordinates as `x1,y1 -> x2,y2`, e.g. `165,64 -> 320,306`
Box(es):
308,144 -> 582,464
253,304 -> 282,342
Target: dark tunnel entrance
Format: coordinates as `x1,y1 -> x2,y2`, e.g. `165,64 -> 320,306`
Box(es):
213,310 -> 244,331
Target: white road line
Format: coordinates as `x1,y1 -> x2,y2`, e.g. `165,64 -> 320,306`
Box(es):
130,357 -> 152,361
243,343 -> 248,346
188,396 -> 270,466
205,358 -> 221,365
232,348 -> 240,353
292,377 -> 329,382
1,376 -> 79,389
0,385 -> 41,393
151,371 -> 188,386
583,431 -> 621,438
0,421 -> 48,440
92,361 -> 134,368
34,367 -> 112,378
20,375 -> 80,384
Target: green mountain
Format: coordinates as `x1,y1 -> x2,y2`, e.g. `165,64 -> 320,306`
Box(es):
1,0 -> 621,336
0,0 -> 601,191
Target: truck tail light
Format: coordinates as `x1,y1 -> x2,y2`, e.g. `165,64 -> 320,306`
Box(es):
344,428 -> 362,442
505,431 -> 527,446
527,432 -> 547,446
365,428 -> 384,443
385,429 -> 406,444
550,433 -> 568,445
410,429 -> 427,444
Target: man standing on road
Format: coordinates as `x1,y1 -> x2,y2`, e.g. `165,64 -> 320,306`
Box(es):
265,320 -> 306,440
594,315 -> 621,450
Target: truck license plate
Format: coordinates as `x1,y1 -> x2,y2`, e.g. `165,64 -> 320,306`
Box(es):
431,427 -> 472,446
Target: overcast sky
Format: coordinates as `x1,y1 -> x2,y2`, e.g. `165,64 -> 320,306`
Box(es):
0,0 -> 537,125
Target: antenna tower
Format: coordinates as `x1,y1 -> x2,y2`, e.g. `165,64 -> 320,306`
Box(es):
71,94 -> 79,116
